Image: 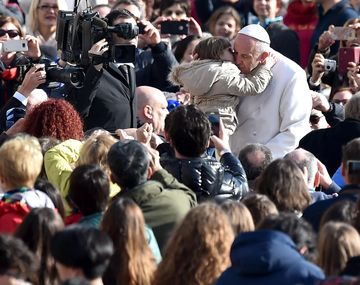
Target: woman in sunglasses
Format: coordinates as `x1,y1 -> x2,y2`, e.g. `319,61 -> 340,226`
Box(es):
0,15 -> 44,109
27,0 -> 67,60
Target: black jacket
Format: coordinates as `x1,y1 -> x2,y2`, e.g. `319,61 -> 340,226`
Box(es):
67,63 -> 136,132
266,22 -> 300,65
160,152 -> 249,202
135,42 -> 178,91
299,118 -> 360,176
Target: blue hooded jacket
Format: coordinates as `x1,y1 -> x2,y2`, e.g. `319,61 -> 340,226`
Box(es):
216,230 -> 324,285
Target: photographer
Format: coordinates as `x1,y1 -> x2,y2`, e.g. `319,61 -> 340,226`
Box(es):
308,19 -> 360,96
0,15 -> 43,109
67,9 -> 140,132
113,0 -> 179,90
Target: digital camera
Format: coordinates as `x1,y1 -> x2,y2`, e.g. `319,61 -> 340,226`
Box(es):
324,59 -> 336,72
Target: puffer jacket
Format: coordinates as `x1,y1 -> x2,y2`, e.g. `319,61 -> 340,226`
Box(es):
160,152 -> 249,202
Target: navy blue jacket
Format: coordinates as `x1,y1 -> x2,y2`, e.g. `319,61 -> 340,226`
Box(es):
303,184 -> 360,232
299,118 -> 360,177
216,230 -> 325,285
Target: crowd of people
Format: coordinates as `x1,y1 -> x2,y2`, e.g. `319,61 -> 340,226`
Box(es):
1,0 -> 360,284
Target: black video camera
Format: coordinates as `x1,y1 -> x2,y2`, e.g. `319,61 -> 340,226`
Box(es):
56,10 -> 138,66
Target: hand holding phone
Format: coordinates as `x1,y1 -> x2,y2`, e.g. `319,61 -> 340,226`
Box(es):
331,27 -> 356,41
2,39 -> 28,52
160,20 -> 189,35
338,46 -> 360,75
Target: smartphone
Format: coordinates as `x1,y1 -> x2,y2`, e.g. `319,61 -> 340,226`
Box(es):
112,44 -> 136,63
2,39 -> 28,52
160,20 -> 189,35
347,160 -> 360,175
208,113 -> 220,137
338,47 -> 360,75
137,22 -> 146,34
331,27 -> 356,41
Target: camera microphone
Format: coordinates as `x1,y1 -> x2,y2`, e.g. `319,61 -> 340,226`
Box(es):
92,17 -> 108,28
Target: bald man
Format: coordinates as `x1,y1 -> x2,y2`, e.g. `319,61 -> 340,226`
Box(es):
136,86 -> 169,135
284,148 -> 338,202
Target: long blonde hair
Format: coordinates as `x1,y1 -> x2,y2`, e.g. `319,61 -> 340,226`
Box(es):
153,203 -> 234,285
101,197 -> 156,285
27,0 -> 67,33
317,221 -> 360,276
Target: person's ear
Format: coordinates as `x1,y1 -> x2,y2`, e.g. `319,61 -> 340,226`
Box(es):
341,162 -> 350,183
164,131 -> 172,144
258,51 -> 270,63
147,164 -> 153,179
314,170 -> 320,188
341,162 -> 346,177
144,105 -> 153,119
110,173 -> 116,184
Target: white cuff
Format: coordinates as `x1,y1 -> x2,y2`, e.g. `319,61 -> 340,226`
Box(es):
13,91 -> 28,106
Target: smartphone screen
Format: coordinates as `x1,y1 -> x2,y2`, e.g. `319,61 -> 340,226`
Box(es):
208,113 -> 220,137
160,20 -> 189,35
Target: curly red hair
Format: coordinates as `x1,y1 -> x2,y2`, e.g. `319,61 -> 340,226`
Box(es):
23,99 -> 84,141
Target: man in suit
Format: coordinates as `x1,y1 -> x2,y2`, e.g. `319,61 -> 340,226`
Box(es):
67,9 -> 138,132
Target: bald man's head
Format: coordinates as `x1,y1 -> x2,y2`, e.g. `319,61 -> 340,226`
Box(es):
136,86 -> 168,134
284,149 -> 318,188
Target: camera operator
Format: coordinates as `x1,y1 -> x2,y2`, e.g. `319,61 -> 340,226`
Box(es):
0,16 -> 43,109
113,0 -> 179,91
66,9 -> 141,132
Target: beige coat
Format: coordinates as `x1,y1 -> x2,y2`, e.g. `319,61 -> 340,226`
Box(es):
170,60 -> 272,135
229,51 -> 312,159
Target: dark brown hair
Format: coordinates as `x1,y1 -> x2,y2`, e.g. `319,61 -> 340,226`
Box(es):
15,208 -> 64,285
255,159 -> 312,213
0,15 -> 24,37
207,6 -> 242,39
194,36 -> 231,60
242,193 -> 279,226
101,197 -> 156,285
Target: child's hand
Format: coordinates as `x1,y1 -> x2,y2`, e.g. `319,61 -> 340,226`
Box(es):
263,52 -> 276,69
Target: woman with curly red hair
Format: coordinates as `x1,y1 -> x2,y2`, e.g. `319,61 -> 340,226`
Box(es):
22,99 -> 84,141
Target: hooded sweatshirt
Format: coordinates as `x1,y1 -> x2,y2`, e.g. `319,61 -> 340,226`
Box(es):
216,230 -> 324,285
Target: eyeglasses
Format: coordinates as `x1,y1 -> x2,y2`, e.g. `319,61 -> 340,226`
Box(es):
37,5 -> 58,11
0,29 -> 20,38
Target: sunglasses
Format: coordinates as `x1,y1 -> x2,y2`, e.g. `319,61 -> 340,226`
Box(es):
0,29 -> 20,38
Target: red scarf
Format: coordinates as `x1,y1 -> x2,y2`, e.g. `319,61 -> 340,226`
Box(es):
0,67 -> 18,81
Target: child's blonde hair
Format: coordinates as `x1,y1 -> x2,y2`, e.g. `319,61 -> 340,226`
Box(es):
76,134 -> 117,174
0,135 -> 43,188
194,36 -> 232,60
